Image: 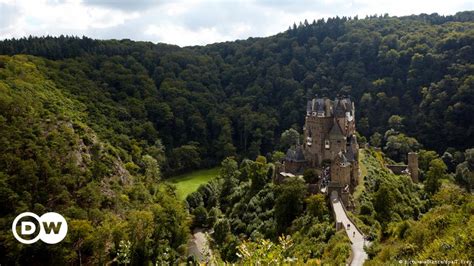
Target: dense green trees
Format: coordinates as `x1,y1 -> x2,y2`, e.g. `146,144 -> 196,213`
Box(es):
274,179 -> 307,234
383,132 -> 421,162
369,132 -> 383,147
455,148 -> 474,192
424,158 -> 448,195
192,206 -> 208,228
0,12 -> 472,170
355,149 -> 424,239
373,184 -> 396,224
236,236 -> 295,264
0,56 -> 190,265
355,148 -> 473,264
213,219 -> 231,245
279,128 -> 301,151
169,144 -> 201,174
366,184 -> 474,264
305,194 -> 328,220
185,156 -> 349,263
1,11 -> 473,265
303,168 -> 319,184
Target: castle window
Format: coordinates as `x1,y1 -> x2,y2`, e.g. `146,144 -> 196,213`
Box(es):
325,140 -> 330,149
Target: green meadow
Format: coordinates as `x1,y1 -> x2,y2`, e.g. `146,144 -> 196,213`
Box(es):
167,167 -> 220,200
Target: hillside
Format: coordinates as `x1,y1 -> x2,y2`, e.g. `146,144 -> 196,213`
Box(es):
0,11 -> 473,265
0,55 -> 190,265
353,148 -> 473,264
182,148 -> 473,264
367,184 -> 473,264
0,12 -> 473,172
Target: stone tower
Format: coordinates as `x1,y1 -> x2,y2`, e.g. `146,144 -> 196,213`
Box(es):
303,96 -> 359,199
302,97 -> 358,168
408,152 -> 419,183
281,95 -> 360,206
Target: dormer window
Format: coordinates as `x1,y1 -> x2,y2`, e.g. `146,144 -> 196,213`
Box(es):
325,140 -> 330,149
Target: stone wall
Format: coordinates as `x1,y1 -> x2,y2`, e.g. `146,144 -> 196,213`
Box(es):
284,160 -> 306,174
331,162 -> 351,187
386,164 -> 408,175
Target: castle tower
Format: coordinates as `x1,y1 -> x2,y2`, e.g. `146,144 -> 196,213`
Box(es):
283,95 -> 359,199
408,152 -> 419,183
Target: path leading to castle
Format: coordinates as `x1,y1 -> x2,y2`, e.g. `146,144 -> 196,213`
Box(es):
187,228 -> 213,263
330,192 -> 368,266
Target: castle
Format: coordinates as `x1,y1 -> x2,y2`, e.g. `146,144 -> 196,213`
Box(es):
281,96 -> 360,205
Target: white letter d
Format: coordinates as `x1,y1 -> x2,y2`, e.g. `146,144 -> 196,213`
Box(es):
21,221 -> 36,235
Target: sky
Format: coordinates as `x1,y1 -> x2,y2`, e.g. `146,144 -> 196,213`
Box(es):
0,0 -> 472,47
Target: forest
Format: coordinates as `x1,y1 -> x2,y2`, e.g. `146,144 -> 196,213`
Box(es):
0,11 -> 473,264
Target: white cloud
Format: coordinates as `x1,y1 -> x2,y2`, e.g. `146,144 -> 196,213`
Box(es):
0,0 -> 472,46
145,24 -> 226,46
82,0 -> 162,11
0,0 -> 138,39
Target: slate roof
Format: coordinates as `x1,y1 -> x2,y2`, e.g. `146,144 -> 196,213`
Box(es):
329,122 -> 345,140
315,98 -> 325,112
306,100 -> 312,113
285,145 -> 306,162
334,98 -> 352,117
344,148 -> 355,162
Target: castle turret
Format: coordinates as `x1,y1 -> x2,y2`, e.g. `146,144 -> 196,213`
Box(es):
408,152 -> 419,183
283,94 -> 359,197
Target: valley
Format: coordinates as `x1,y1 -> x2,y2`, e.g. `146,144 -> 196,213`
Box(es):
0,11 -> 473,265
167,167 -> 220,200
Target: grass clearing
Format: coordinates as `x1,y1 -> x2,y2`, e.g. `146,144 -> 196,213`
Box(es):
167,167 -> 220,200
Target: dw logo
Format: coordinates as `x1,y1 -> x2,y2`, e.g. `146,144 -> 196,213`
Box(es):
12,212 -> 68,244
